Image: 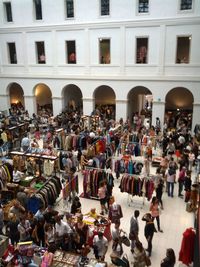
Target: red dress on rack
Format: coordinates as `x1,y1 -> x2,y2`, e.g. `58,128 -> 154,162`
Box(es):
179,227 -> 196,265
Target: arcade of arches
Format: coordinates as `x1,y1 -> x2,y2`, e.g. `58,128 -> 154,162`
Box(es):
6,84 -> 195,129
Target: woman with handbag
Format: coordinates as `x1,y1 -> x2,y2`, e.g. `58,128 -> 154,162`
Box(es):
133,241 -> 151,267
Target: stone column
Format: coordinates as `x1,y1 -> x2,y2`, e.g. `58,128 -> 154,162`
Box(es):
24,95 -> 36,116
152,100 -> 165,130
52,97 -> 63,116
0,94 -> 10,113
192,103 -> 200,134
82,98 -> 94,116
116,99 -> 127,122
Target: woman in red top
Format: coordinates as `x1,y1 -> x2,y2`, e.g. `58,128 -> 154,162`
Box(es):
149,196 -> 163,233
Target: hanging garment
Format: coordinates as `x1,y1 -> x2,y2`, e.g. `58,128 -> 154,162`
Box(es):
179,228 -> 196,266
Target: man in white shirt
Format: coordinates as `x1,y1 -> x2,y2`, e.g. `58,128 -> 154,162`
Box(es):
93,231 -> 108,261
55,215 -> 72,247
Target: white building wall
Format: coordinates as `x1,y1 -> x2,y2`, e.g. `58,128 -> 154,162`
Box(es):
0,0 -> 200,130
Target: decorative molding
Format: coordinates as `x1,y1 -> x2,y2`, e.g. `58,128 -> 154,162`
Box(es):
116,99 -> 128,104
82,98 -> 94,102
0,16 -> 199,34
24,95 -> 34,98
0,74 -> 199,82
0,94 -> 9,97
52,96 -> 62,100
153,100 -> 165,105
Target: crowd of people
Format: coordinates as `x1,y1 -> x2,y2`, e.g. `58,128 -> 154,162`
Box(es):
0,102 -> 199,267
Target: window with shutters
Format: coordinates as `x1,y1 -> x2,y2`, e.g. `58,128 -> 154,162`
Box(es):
4,2 -> 13,22
8,43 -> 17,64
99,39 -> 110,64
101,0 -> 110,16
66,0 -> 74,18
36,42 -> 46,64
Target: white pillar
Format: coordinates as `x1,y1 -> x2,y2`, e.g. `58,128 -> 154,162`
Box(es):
0,94 -> 10,112
152,100 -> 165,130
116,99 -> 127,122
192,103 -> 200,134
82,98 -> 94,116
24,95 -> 36,116
52,97 -> 63,116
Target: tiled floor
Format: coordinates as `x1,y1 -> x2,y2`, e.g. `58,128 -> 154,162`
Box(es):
56,162 -> 195,267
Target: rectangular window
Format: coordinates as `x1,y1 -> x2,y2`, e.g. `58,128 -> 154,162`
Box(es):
101,0 -> 110,16
66,41 -> 76,64
99,39 -> 110,64
138,0 -> 149,13
66,0 -> 74,18
8,43 -> 17,64
36,41 -> 46,64
4,2 -> 13,22
180,0 -> 193,10
176,36 -> 191,64
136,37 -> 148,64
34,0 -> 42,20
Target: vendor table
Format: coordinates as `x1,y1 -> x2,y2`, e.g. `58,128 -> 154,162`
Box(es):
151,156 -> 162,167
53,250 -> 81,267
83,215 -> 112,246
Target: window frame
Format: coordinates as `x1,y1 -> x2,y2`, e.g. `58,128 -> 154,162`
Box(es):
3,1 -> 13,22
100,0 -> 110,17
66,40 -> 77,64
99,38 -> 111,64
7,42 -> 17,64
175,35 -> 192,64
35,41 -> 46,64
137,0 -> 150,15
135,36 -> 149,64
179,0 -> 193,12
65,0 -> 75,19
33,0 -> 43,21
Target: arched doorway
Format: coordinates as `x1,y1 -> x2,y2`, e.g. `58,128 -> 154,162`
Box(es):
34,83 -> 53,116
93,85 -> 116,120
127,86 -> 153,124
165,87 -> 194,129
62,84 -> 83,112
8,82 -> 24,109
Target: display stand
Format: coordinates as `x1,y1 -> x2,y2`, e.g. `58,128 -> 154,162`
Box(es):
127,193 -> 145,209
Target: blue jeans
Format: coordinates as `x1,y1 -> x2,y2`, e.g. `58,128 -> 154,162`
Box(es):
167,182 -> 174,197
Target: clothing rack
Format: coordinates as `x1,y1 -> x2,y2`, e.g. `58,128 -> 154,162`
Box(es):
119,174 -> 155,207
10,151 -> 58,177
33,177 -> 53,195
85,166 -> 105,171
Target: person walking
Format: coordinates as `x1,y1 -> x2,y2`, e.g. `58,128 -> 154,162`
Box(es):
142,213 -> 157,257
178,166 -> 186,197
129,210 -> 140,252
166,166 -> 176,197
156,178 -> 164,210
150,196 -> 163,232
